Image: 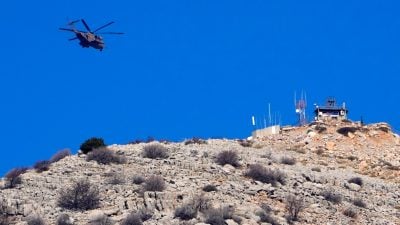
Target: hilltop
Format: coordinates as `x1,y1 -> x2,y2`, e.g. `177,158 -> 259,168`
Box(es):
0,121 -> 399,225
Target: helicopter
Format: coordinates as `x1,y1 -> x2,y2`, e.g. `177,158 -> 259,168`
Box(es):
59,19 -> 123,51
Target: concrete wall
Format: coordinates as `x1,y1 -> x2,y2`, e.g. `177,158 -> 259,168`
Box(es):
252,125 -> 281,138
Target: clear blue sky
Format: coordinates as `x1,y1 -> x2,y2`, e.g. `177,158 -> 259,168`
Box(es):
0,1 -> 399,176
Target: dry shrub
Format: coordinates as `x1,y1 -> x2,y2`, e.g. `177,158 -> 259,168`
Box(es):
50,149 -> 71,163
280,156 -> 296,165
56,214 -> 73,225
184,137 -> 207,145
142,144 -> 168,159
237,139 -> 253,147
34,160 -> 51,173
204,206 -> 235,225
286,195 -> 304,222
143,176 -> 165,192
348,177 -> 363,186
174,204 -> 198,220
343,207 -> 357,218
27,216 -> 46,225
0,201 -> 9,225
121,213 -> 142,225
353,198 -> 367,208
4,167 -> 28,188
202,184 -> 218,192
89,214 -> 113,225
337,127 -> 358,136
86,147 -> 126,165
322,190 -> 342,204
132,175 -> 145,185
216,150 -> 240,167
58,179 -> 100,211
245,164 -> 286,186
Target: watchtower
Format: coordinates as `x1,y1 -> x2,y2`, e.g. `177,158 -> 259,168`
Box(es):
314,97 -> 348,121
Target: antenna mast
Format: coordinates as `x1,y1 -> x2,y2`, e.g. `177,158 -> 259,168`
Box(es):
295,90 -> 307,126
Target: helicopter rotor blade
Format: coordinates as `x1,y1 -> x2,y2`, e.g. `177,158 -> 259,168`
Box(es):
93,21 -> 115,33
68,19 -> 80,26
69,37 -> 78,41
81,19 -> 91,32
96,32 -> 124,35
59,28 -> 75,32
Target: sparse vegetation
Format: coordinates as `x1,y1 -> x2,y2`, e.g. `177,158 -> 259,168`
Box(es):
322,190 -> 342,204
343,207 -> 357,218
143,176 -> 165,192
80,137 -> 106,154
50,149 -> 71,163
280,156 -> 296,165
192,194 -> 211,213
33,160 -> 51,173
142,144 -> 169,159
90,214 -> 113,225
184,137 -> 207,145
353,198 -> 367,208
216,150 -> 240,167
245,164 -> 286,186
315,125 -> 327,133
27,216 -> 46,225
86,147 -> 126,165
56,214 -> 73,225
58,179 -> 100,211
121,213 -> 142,225
202,184 -> 218,192
348,177 -> 363,186
132,175 -> 145,185
285,195 -> 304,222
4,167 -> 28,188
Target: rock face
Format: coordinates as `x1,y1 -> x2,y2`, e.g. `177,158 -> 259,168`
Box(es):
1,121 -> 400,225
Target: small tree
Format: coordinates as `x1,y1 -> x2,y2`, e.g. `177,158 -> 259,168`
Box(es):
58,179 -> 100,211
286,195 -> 304,222
80,137 -> 105,154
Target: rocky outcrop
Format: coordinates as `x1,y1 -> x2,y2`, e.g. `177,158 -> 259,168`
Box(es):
0,122 -> 399,224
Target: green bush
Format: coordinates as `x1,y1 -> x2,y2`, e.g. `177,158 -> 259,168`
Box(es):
80,137 -> 105,154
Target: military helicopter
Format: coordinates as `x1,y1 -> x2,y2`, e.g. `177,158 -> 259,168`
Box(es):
59,19 -> 123,51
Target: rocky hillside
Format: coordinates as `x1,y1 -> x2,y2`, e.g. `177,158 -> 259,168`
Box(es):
1,121 -> 399,225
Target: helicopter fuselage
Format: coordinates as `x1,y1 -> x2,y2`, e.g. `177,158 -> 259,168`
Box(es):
75,32 -> 105,50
